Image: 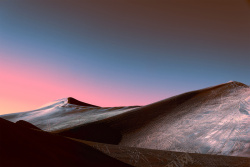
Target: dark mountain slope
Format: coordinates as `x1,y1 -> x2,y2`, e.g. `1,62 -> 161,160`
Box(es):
0,118 -> 131,167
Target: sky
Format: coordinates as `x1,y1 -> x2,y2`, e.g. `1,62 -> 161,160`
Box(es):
0,0 -> 250,114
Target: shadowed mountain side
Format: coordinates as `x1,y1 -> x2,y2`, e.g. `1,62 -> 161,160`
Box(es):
56,81 -> 250,157
0,118 -> 131,167
15,120 -> 41,130
67,97 -> 99,107
56,123 -> 122,144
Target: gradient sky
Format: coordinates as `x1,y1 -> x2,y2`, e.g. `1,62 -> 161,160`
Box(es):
0,0 -> 250,114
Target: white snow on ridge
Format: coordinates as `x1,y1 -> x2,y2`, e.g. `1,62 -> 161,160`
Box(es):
0,98 -> 139,131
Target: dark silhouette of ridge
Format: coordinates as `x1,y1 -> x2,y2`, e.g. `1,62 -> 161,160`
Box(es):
0,118 -> 131,167
67,97 -> 99,107
15,120 -> 41,130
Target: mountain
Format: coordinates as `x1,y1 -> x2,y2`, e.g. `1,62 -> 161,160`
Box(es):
54,81 -> 250,157
1,81 -> 249,160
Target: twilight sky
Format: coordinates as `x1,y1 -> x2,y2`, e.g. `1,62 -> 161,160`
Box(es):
0,0 -> 250,114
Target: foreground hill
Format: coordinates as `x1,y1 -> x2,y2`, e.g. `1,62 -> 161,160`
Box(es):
1,118 -> 249,167
0,118 -> 131,167
81,140 -> 250,167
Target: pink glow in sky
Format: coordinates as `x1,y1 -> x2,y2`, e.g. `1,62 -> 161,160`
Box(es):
0,51 -> 172,115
